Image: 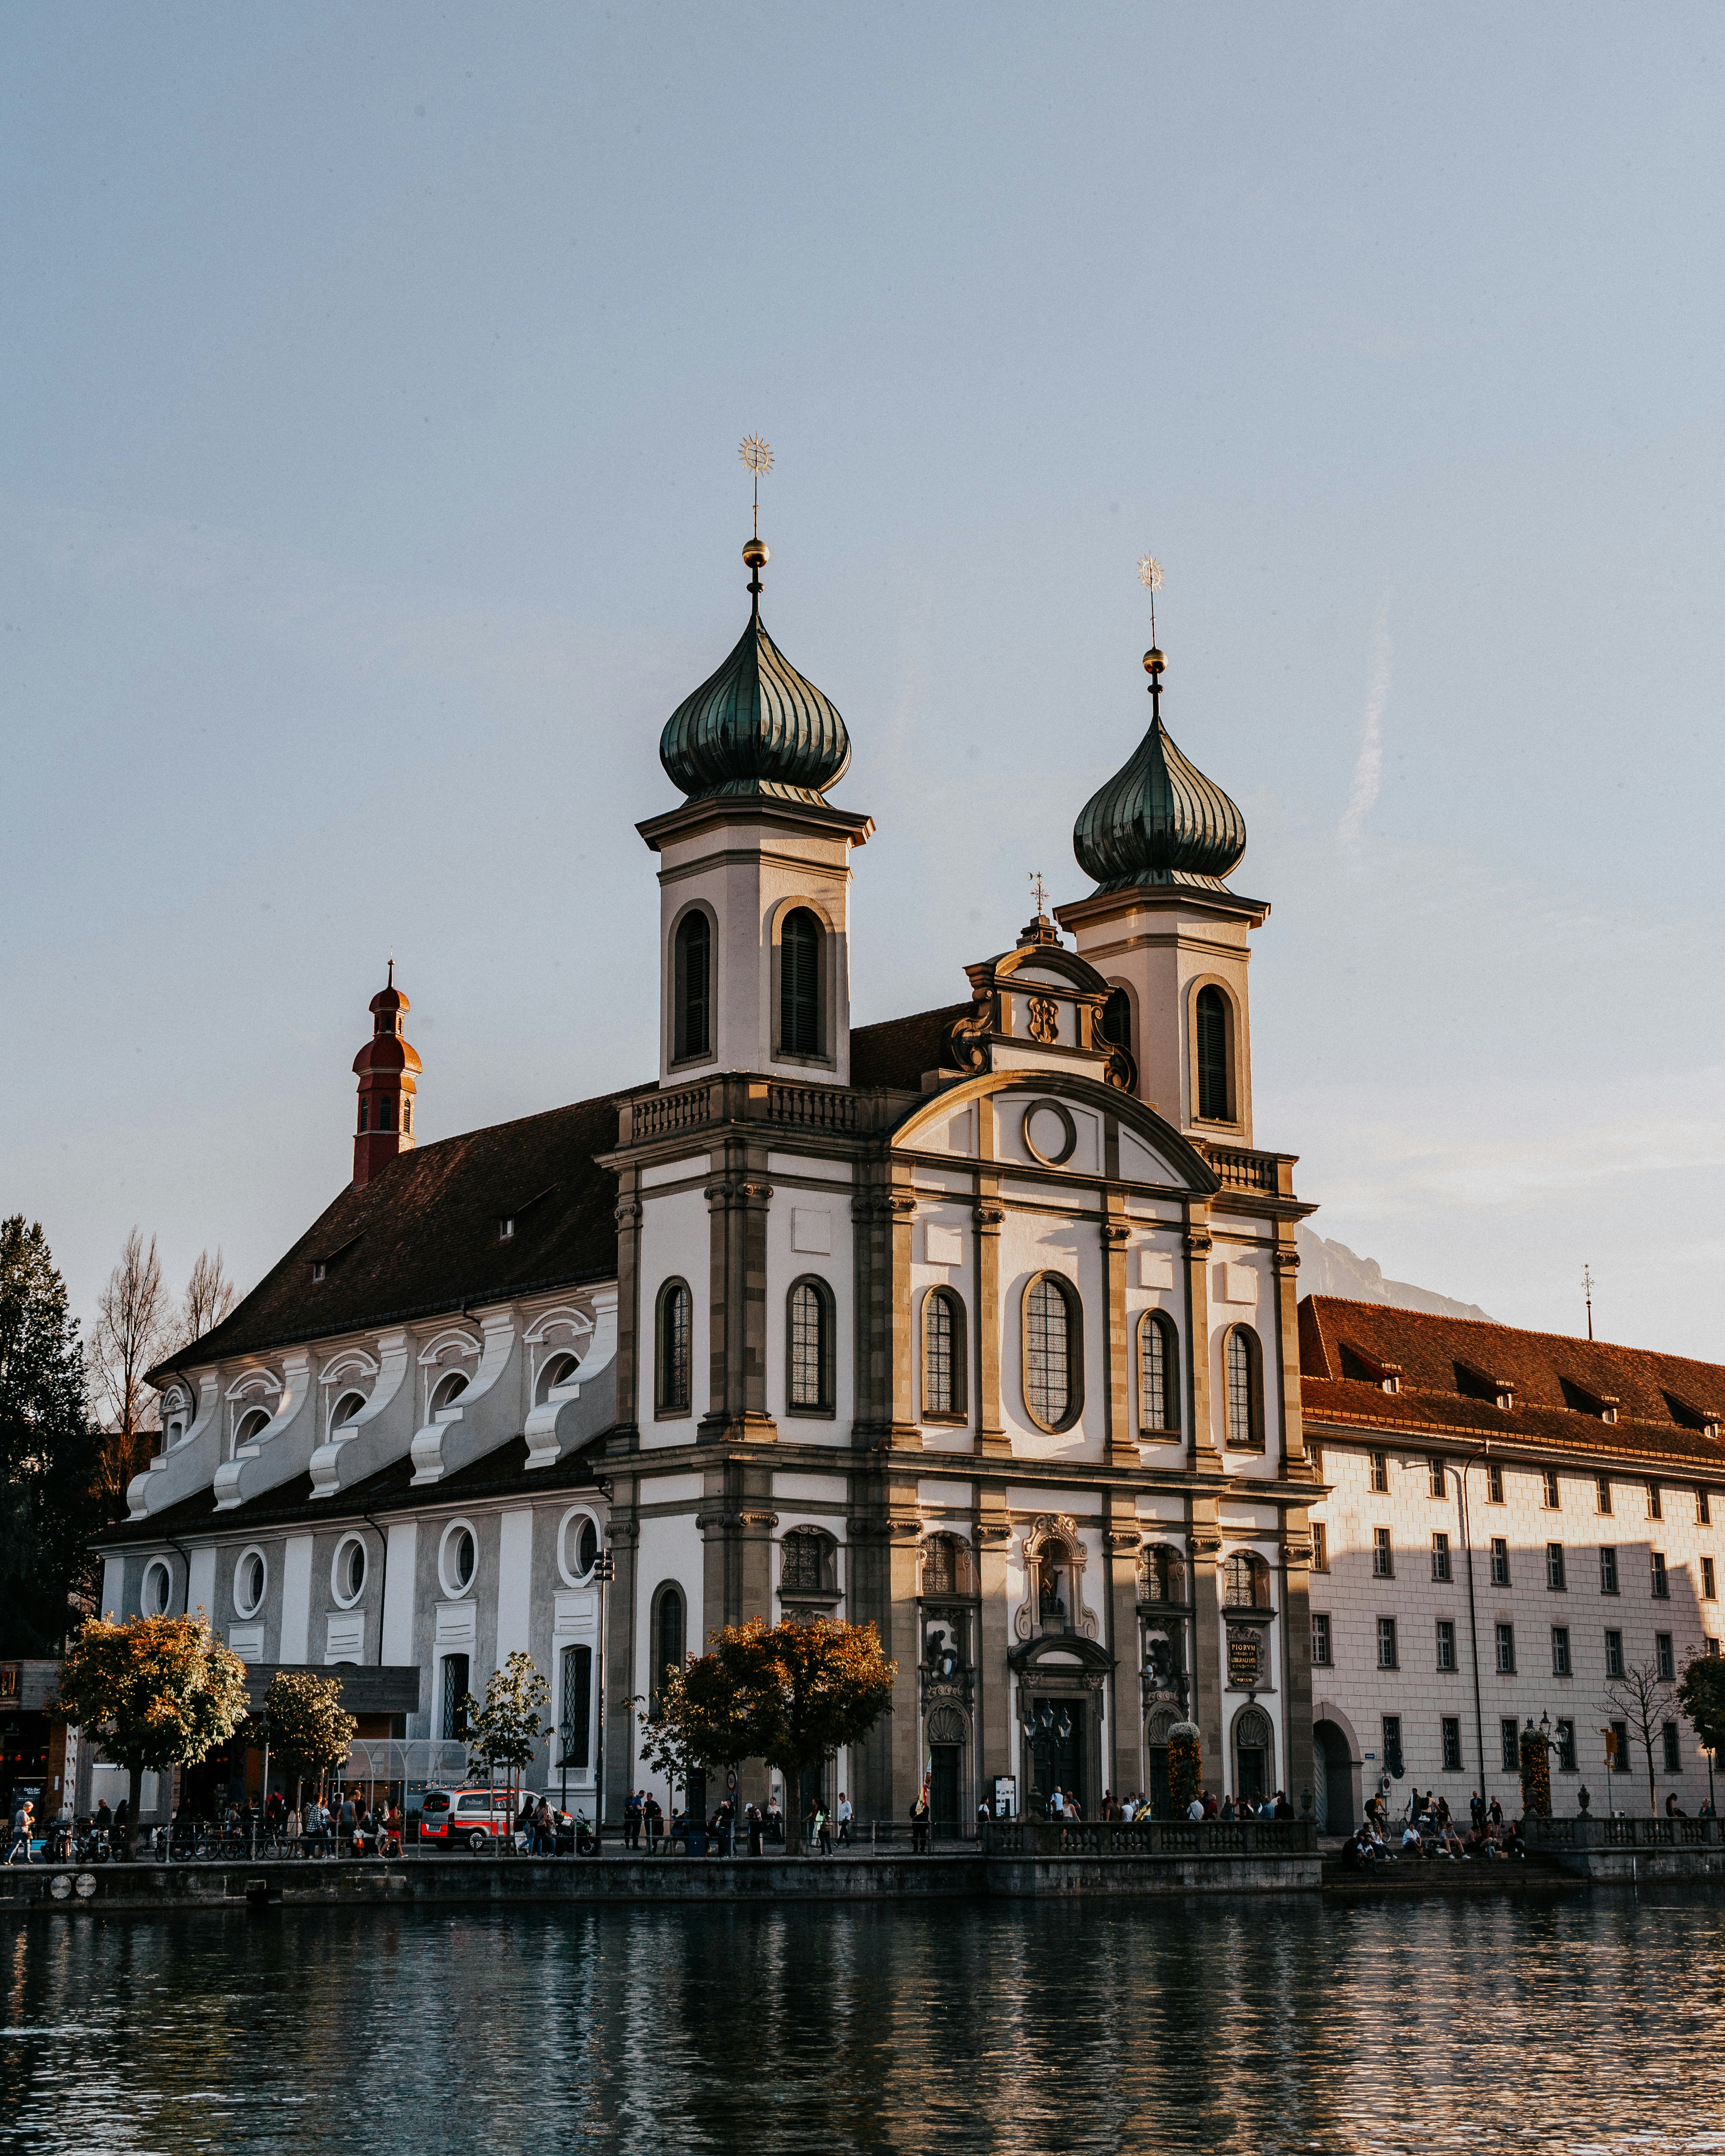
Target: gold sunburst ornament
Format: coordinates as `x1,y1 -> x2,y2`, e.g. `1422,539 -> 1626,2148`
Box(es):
1136,553 -> 1163,592
1137,550 -> 1164,667
740,433 -> 773,550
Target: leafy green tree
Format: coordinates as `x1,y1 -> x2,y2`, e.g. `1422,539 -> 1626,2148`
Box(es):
463,1652 -> 551,1827
0,1217 -> 100,1654
1677,1653 -> 1725,1792
53,1615 -> 250,1858
653,1619 -> 896,1854
1167,1722 -> 1203,1814
260,1670 -> 357,1817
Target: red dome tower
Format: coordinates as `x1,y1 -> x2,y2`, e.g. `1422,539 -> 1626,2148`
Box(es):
352,963 -> 423,1187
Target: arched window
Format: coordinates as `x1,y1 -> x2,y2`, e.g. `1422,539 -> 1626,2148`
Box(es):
787,1278 -> 835,1413
233,1405 -> 272,1453
430,1369 -> 468,1415
559,1643 -> 592,1767
674,910 -> 711,1061
379,1093 -> 396,1133
330,1389 -> 366,1433
1143,1543 -> 1187,1605
357,1097 -> 369,1133
652,1584 -> 685,1697
656,1280 -> 692,1416
780,1527 -> 836,1594
922,1533 -> 976,1597
1225,1326 -> 1264,1449
780,907 -> 822,1057
441,1652 -> 470,1739
1195,985 -> 1230,1121
1138,1311 -> 1178,1434
1224,1551 -> 1272,1608
1101,987 -> 1132,1050
1022,1273 -> 1081,1431
923,1288 -> 967,1419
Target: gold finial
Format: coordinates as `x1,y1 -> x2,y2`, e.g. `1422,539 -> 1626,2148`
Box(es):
739,435 -> 772,595
1029,870 -> 1049,917
1138,552 -> 1166,712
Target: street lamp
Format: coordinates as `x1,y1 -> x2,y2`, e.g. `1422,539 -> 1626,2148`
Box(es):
593,1546 -> 616,1848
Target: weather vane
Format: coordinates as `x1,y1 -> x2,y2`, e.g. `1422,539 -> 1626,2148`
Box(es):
740,435 -> 773,538
1029,870 -> 1048,917
1137,552 -> 1166,712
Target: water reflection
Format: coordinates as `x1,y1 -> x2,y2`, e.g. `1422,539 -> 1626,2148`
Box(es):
3,1892 -> 1725,2153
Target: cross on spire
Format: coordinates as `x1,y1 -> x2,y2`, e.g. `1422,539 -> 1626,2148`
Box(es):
1029,870 -> 1049,917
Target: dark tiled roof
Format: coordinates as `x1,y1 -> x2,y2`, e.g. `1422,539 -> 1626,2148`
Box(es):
95,1434 -> 607,1549
849,1003 -> 970,1092
1299,1295 -> 1725,1470
152,1091 -> 626,1380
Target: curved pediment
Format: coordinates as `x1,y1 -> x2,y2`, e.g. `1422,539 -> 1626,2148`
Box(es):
1008,1631 -> 1117,1675
889,1068 -> 1219,1196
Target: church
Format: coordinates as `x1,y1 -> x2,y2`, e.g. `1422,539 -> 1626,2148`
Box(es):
94,523 -> 1725,1836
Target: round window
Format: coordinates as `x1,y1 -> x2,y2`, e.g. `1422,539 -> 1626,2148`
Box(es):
234,1549 -> 266,1619
332,1535 -> 367,1607
142,1559 -> 173,1617
1022,1099 -> 1078,1168
441,1522 -> 477,1598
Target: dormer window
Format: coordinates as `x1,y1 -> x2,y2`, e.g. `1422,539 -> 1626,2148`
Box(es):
499,1218 -> 515,1242
312,1263 -> 327,1283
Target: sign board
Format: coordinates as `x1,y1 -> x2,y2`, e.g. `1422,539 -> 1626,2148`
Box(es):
726,1770 -> 738,1791
992,1775 -> 1017,1819
1226,1630 -> 1261,1688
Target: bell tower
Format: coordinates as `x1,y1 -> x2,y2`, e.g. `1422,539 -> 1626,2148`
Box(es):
638,450 -> 871,1086
351,963 -> 422,1186
1055,638 -> 1267,1144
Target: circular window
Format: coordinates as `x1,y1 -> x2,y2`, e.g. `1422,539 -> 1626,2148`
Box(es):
439,1521 -> 477,1598
559,1510 -> 601,1585
332,1534 -> 368,1608
1022,1098 -> 1078,1168
233,1548 -> 267,1619
431,1370 -> 469,1414
141,1558 -> 173,1617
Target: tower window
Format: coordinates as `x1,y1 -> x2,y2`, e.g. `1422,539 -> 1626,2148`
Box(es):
379,1094 -> 395,1133
787,1277 -> 835,1413
358,1098 -> 369,1133
1195,985 -> 1230,1120
656,1280 -> 692,1416
674,911 -> 711,1062
780,907 -> 822,1057
922,1288 -> 966,1419
1101,987 -> 1132,1050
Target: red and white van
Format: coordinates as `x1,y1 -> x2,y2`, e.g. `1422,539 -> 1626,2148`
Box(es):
418,1787 -> 526,1851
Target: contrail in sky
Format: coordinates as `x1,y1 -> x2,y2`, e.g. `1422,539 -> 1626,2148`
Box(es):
1339,599 -> 1391,851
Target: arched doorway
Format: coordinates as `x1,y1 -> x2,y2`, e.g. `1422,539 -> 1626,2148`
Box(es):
1145,1709 -> 1176,1818
1313,1719 -> 1355,1832
1229,1704 -> 1275,1808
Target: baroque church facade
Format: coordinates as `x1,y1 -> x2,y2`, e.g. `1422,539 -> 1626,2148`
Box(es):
97,529 -> 1725,1833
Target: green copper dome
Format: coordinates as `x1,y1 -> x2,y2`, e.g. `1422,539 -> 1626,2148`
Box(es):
1073,666 -> 1246,893
659,556 -> 850,805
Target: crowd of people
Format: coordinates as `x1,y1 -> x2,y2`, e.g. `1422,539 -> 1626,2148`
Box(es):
1343,1789 -> 1526,1867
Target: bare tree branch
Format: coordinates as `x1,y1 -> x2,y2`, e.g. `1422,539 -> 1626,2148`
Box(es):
90,1229 -> 172,1512
1602,1662 -> 1676,1815
180,1247 -> 237,1349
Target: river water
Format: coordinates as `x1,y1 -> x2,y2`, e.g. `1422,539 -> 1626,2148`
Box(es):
3,1891 -> 1723,2153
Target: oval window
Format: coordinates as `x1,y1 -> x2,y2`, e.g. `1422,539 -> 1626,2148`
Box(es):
444,1524 -> 476,1596
235,1550 -> 266,1618
333,1535 -> 367,1606
142,1559 -> 173,1616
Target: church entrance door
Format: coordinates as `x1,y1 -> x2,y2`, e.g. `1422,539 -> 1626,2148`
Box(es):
1146,1745 -> 1170,1818
1028,1702 -> 1084,1816
1236,1743 -> 1267,1807
1313,1721 -> 1354,1832
930,1746 -> 960,1837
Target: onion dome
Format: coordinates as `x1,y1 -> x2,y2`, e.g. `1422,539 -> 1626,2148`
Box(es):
1072,649 -> 1247,893
659,540 -> 850,805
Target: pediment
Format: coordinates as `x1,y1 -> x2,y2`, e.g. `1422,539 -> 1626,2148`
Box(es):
890,1071 -> 1218,1196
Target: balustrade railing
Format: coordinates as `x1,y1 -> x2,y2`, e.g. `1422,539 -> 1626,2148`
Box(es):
983,1818 -> 1315,1859
1202,1144 -> 1290,1195
1525,1815 -> 1724,1852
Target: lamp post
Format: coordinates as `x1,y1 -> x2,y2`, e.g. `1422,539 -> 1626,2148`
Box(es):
593,1547 -> 615,1849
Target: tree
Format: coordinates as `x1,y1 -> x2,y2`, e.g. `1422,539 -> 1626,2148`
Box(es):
53,1615 -> 250,1859
1602,1662 -> 1676,1814
0,1217 -> 100,1654
1518,1722 -> 1552,1819
1167,1722 -> 1203,1815
462,1652 -> 551,1831
260,1670 -> 357,1818
179,1248 -> 237,1348
651,1619 -> 896,1854
1677,1653 -> 1725,1797
90,1228 -> 173,1512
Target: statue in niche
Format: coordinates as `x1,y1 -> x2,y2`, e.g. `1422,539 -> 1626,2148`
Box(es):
1038,1550 -> 1068,1619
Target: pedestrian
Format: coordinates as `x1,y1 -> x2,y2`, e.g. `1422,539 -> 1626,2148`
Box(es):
804,1794 -> 821,1851
1048,1785 -> 1066,1819
837,1791 -> 853,1846
1488,1795 -> 1503,1830
766,1795 -> 784,1845
626,1789 -> 643,1850
910,1784 -> 931,1853
1185,1792 -> 1205,1822
338,1790 -> 358,1856
747,1803 -> 763,1857
817,1804 -> 833,1856
645,1794 -> 664,1854
1470,1790 -> 1485,1833
5,1800 -> 35,1865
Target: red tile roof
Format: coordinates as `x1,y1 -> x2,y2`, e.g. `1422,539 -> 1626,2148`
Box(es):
1299,1295 -> 1725,1470
849,1002 -> 970,1092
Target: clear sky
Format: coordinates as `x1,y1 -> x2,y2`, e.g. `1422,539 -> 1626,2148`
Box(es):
4,3 -> 1722,1359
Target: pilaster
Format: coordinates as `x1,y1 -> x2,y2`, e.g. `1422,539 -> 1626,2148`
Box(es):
1183,1202 -> 1218,1470
699,1143 -> 776,1444
1106,1510 -> 1142,1800
610,1172 -> 642,1452
1271,1234 -> 1309,1476
1281,1516 -> 1316,1815
1102,1204 -> 1134,1468
602,1505 -> 639,1825
973,1194 -> 1008,1458
976,1488 -> 1014,1792
1187,1514 -> 1225,1791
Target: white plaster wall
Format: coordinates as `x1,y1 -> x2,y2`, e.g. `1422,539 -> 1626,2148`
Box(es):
634,1512 -> 705,1692
381,1521 -> 417,1663
1125,1224 -> 1189,1461
997,1203 -> 1104,1463
495,1509 -> 534,1664
766,1172 -> 853,1442
910,1197 -> 978,1451
638,1182 -> 711,1448
1210,1234 -> 1280,1476
279,1534 -> 314,1663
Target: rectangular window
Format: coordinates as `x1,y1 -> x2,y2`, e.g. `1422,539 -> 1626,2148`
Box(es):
1442,1716 -> 1463,1771
1663,1722 -> 1682,1774
1611,1718 -> 1630,1772
1600,1546 -> 1619,1595
1704,1556 -> 1717,1601
1556,1718 -> 1577,1773
440,1653 -> 470,1741
1656,1632 -> 1675,1681
1495,1622 -> 1516,1674
1311,1612 -> 1332,1667
1647,1480 -> 1663,1520
1381,1715 -> 1404,1777
1501,1718 -> 1520,1774
1490,1537 -> 1510,1587
1431,1532 -> 1452,1583
1700,1488 -> 1712,1527
1652,1551 -> 1670,1599
1542,1467 -> 1561,1509
1597,1474 -> 1613,1515
1546,1542 -> 1566,1591
559,1643 -> 592,1768
1378,1616 -> 1399,1670
1373,1528 -> 1394,1579
1551,1626 -> 1571,1677
1370,1449 -> 1388,1493
1310,1522 -> 1328,1572
1436,1618 -> 1456,1671
1605,1629 -> 1624,1677
1487,1462 -> 1504,1503
1429,1455 -> 1446,1498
